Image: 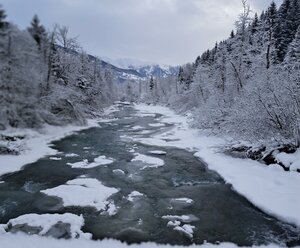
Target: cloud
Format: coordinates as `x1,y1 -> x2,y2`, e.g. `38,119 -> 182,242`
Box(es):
1,0 -> 280,65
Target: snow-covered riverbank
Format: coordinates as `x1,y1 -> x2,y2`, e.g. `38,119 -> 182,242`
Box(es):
0,105 -> 119,177
0,120 -> 99,177
133,104 -> 300,228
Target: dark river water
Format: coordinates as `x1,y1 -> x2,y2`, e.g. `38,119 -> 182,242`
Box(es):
0,103 -> 299,246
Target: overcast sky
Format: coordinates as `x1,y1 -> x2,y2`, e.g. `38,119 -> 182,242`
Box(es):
1,0 -> 282,66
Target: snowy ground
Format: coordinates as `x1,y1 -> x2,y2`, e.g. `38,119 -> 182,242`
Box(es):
133,104 -> 300,228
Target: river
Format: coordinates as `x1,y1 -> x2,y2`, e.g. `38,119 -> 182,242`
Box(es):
0,103 -> 299,246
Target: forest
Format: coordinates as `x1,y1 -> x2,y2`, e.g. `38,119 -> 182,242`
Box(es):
144,0 -> 300,146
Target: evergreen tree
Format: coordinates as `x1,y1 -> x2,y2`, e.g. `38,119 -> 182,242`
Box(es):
274,0 -> 295,62
285,26 -> 300,65
230,30 -> 235,39
149,76 -> 154,91
0,5 -> 8,30
28,15 -> 46,47
251,13 -> 259,34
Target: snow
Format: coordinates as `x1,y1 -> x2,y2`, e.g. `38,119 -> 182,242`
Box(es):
173,224 -> 195,239
41,178 -> 118,211
134,104 -> 300,228
67,156 -> 114,169
132,153 -> 164,169
94,155 -> 114,165
0,119 -> 100,177
148,150 -> 167,155
127,191 -> 144,202
172,198 -> 194,204
104,201 -> 118,216
65,153 -> 79,158
0,233 -> 268,248
49,157 -> 62,161
113,169 -> 125,176
131,125 -> 144,131
167,220 -> 181,227
3,213 -> 91,239
276,149 -> 300,171
148,123 -> 166,127
162,215 -> 198,223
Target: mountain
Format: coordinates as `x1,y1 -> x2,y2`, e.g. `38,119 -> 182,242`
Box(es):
101,57 -> 179,81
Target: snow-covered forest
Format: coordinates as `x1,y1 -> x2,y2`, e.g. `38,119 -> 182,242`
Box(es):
0,8 -> 121,129
143,0 -> 300,145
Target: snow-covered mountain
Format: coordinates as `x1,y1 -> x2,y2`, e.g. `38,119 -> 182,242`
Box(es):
101,57 -> 179,81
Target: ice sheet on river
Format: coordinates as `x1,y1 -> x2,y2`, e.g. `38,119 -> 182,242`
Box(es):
41,178 -> 118,211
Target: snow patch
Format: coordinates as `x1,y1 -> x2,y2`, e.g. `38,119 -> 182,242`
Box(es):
127,191 -> 144,202
67,156 -> 114,169
148,150 -> 167,155
172,198 -> 194,204
65,153 -> 80,158
132,153 -> 164,169
41,178 -> 118,211
174,224 -> 195,239
276,149 -> 300,171
148,123 -> 166,127
4,213 -> 91,239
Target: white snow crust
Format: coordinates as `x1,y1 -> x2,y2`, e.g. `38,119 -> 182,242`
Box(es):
41,178 -> 118,211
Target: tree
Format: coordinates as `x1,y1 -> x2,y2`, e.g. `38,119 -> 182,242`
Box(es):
149,76 -> 155,91
274,0 -> 298,62
266,1 -> 277,68
285,26 -> 300,65
0,5 -> 8,30
235,0 -> 252,42
28,15 -> 46,48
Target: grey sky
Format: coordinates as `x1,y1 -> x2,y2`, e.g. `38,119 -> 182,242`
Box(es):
1,0 -> 282,65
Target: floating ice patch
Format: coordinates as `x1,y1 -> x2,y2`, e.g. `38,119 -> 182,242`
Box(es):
94,155 -> 114,165
132,153 -> 164,169
49,157 -> 62,161
113,169 -> 125,176
148,123 -> 166,127
131,126 -> 144,131
137,130 -> 152,135
173,224 -> 195,239
162,214 -> 198,223
65,153 -> 79,158
67,156 -> 114,169
127,191 -> 144,202
83,147 -> 91,150
135,112 -> 156,117
41,178 -> 118,211
171,198 -> 194,204
105,201 -> 118,216
167,220 -> 181,227
4,213 -> 91,239
67,159 -> 89,168
148,150 -> 167,155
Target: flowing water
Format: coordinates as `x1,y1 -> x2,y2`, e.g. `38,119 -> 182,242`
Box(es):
0,103 -> 299,246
